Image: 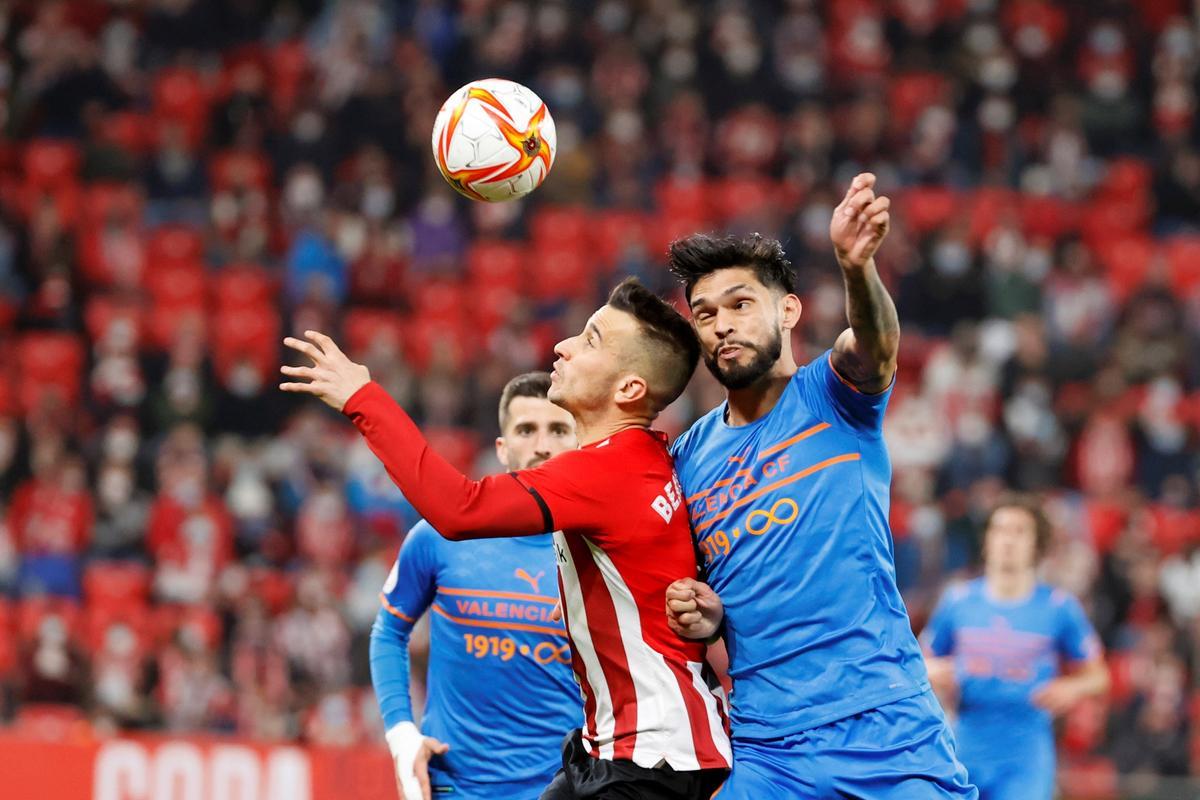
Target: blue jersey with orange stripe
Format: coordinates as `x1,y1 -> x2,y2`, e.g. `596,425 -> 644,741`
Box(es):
371,520 -> 582,793
671,350 -> 929,739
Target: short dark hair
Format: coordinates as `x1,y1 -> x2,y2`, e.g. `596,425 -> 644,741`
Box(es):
498,371 -> 552,431
985,493 -> 1053,558
606,277 -> 700,413
668,232 -> 797,301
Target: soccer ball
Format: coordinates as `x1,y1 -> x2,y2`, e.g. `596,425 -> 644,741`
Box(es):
431,78 -> 557,202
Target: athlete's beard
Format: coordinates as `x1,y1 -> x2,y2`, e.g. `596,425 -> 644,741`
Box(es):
703,328 -> 783,390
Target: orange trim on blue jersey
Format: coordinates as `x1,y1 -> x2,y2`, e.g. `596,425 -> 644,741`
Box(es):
686,421 -> 831,504
827,353 -> 896,396
694,452 -> 862,533
756,421 -> 830,460
431,602 -> 567,638
685,470 -> 752,503
379,593 -> 417,623
437,587 -> 557,604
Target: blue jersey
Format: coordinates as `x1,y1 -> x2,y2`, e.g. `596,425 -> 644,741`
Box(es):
370,521 -> 582,795
671,350 -> 928,738
922,578 -> 1101,762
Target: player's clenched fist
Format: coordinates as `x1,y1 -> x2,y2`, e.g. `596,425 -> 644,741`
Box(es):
665,578 -> 724,640
830,172 -> 891,271
387,721 -> 451,800
279,330 -> 371,411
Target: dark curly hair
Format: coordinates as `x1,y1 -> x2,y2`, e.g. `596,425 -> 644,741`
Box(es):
668,233 -> 797,302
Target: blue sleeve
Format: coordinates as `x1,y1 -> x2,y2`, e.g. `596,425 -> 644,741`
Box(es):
921,589 -> 959,657
1054,590 -> 1101,664
799,350 -> 893,435
369,521 -> 440,729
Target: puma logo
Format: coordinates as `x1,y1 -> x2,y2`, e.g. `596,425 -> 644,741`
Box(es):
515,568 -> 544,594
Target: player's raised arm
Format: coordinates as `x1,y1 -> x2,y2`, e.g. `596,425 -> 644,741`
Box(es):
828,173 -> 900,394
280,331 -> 545,540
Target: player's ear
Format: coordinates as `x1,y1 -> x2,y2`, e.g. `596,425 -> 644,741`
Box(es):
780,293 -> 802,332
614,374 -> 648,407
495,436 -> 507,466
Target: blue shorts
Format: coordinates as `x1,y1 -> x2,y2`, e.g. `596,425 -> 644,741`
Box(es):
714,690 -> 977,799
430,771 -> 550,799
958,739 -> 1054,800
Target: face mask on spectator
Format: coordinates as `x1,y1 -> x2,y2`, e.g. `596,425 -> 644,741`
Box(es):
933,240 -> 971,277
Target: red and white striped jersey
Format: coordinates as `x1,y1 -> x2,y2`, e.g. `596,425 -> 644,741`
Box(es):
515,428 -> 732,771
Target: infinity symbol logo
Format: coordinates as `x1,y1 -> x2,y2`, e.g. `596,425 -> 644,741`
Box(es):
745,498 -> 799,535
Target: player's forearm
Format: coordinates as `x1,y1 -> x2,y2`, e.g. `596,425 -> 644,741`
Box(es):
370,610 -> 416,728
834,257 -> 899,390
343,382 -> 544,540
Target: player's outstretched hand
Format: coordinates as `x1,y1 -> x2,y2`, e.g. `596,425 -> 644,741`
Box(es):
666,578 -> 724,640
830,172 -> 890,271
279,330 -> 371,412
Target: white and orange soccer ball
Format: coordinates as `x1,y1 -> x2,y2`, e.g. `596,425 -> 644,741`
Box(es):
431,78 -> 556,202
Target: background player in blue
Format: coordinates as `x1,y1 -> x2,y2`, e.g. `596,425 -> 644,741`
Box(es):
370,372 -> 583,800
664,173 -> 976,797
922,495 -> 1110,800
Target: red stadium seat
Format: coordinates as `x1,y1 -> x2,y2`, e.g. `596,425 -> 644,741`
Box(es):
1164,236 -> 1200,294
476,284 -> 523,335
147,224 -> 205,268
414,280 -> 468,326
530,206 -> 591,251
466,240 -> 525,291
16,597 -> 81,643
966,187 -> 1019,244
16,332 -> 85,413
80,183 -> 143,230
343,308 -> 405,357
12,704 -> 90,739
888,72 -> 950,132
1019,194 -> 1080,240
214,263 -> 278,312
590,210 -> 648,270
899,187 -> 960,236
0,599 -> 14,673
145,259 -> 207,309
150,605 -> 223,650
1081,197 -> 1148,249
1093,236 -> 1157,301
22,140 -> 81,190
1099,157 -> 1152,200
404,316 -> 471,374
655,178 -> 712,224
424,427 -> 481,475
711,177 -> 781,224
101,111 -> 152,155
82,604 -> 150,655
249,567 -> 295,616
209,149 -> 272,193
84,294 -> 145,348
83,562 -> 152,612
531,245 -> 596,302
152,66 -> 210,145
211,306 -> 281,381
268,40 -> 310,114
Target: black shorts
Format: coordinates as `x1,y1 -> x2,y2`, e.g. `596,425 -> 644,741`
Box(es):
539,730 -> 728,800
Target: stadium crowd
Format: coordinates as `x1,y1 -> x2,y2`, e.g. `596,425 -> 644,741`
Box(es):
0,0 -> 1198,792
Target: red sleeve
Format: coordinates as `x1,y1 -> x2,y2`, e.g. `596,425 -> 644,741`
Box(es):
511,447 -> 613,533
342,381 -> 545,540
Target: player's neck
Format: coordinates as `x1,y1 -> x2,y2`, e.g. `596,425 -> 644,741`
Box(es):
724,358 -> 798,427
986,567 -> 1036,601
573,409 -> 652,447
